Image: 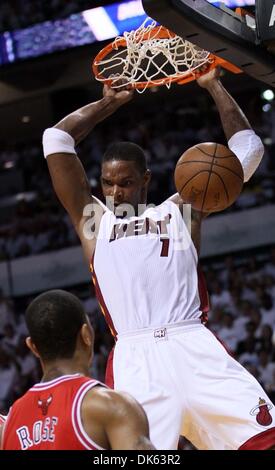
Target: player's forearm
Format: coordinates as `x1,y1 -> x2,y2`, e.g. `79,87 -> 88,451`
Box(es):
205,79 -> 264,182
206,79 -> 251,141
54,96 -> 120,146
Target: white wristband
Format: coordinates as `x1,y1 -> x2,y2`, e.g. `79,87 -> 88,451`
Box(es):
228,129 -> 264,182
42,128 -> 76,158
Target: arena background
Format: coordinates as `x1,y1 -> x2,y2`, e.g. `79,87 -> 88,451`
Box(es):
0,0 -> 274,449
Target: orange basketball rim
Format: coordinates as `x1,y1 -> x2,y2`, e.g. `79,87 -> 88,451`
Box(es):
92,20 -> 242,91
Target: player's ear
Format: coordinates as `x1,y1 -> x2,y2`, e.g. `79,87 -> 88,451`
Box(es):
26,337 -> 40,358
80,323 -> 93,348
143,169 -> 151,186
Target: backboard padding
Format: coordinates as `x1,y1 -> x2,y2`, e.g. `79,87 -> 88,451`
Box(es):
142,0 -> 275,87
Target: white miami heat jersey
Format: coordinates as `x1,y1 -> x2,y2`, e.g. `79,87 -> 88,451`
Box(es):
91,200 -> 201,335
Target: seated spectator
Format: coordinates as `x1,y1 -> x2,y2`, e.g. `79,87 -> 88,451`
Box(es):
216,313 -> 239,352
210,281 -> 232,309
257,350 -> 275,392
238,337 -> 259,367
0,347 -> 19,411
259,293 -> 275,328
1,324 -> 20,357
256,324 -> 274,355
0,290 -> 15,336
15,337 -> 39,393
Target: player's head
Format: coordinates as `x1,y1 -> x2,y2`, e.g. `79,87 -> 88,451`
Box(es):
101,142 -> 151,211
25,290 -> 94,371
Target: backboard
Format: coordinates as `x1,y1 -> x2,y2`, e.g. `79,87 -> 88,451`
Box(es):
142,0 -> 275,87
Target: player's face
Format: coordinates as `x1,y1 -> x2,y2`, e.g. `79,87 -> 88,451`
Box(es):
101,160 -> 150,212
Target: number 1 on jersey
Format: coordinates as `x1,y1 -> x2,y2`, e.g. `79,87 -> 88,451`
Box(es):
160,238 -> 170,257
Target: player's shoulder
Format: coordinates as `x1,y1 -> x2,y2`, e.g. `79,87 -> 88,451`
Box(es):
83,385 -> 132,406
82,386 -> 143,420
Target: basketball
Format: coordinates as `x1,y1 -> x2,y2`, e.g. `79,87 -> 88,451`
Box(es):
174,143 -> 244,212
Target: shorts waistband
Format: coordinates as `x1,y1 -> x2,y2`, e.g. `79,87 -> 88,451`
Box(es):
117,319 -> 202,342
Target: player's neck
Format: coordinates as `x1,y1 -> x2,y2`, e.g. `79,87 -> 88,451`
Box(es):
41,360 -> 89,382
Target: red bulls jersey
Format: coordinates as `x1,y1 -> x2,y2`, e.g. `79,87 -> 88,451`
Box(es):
2,374 -> 104,450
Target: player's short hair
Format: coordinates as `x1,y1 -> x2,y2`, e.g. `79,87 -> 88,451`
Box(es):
26,290 -> 86,361
102,141 -> 147,174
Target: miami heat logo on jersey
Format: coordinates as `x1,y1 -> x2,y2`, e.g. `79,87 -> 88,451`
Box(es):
109,214 -> 172,242
38,395 -> 53,416
250,398 -> 273,426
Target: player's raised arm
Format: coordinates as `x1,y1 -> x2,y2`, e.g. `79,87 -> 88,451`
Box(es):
42,86 -> 133,255
197,67 -> 264,182
171,67 -> 264,253
82,388 -> 155,450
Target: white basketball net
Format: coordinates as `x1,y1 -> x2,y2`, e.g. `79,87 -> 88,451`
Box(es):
94,19 -> 212,93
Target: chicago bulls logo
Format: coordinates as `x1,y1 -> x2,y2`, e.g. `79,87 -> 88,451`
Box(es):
250,398 -> 273,426
38,395 -> 53,416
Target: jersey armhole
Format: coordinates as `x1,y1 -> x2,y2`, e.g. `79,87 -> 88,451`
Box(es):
71,380 -> 106,450
165,195 -> 199,263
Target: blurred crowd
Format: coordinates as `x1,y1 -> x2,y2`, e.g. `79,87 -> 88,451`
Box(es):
0,0 -> 96,31
1,247 -> 275,417
204,248 -> 275,398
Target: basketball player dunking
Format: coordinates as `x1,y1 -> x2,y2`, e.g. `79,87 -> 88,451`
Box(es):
42,68 -> 275,450
0,290 -> 154,450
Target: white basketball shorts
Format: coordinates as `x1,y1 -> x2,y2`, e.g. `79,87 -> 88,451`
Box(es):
113,321 -> 275,450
